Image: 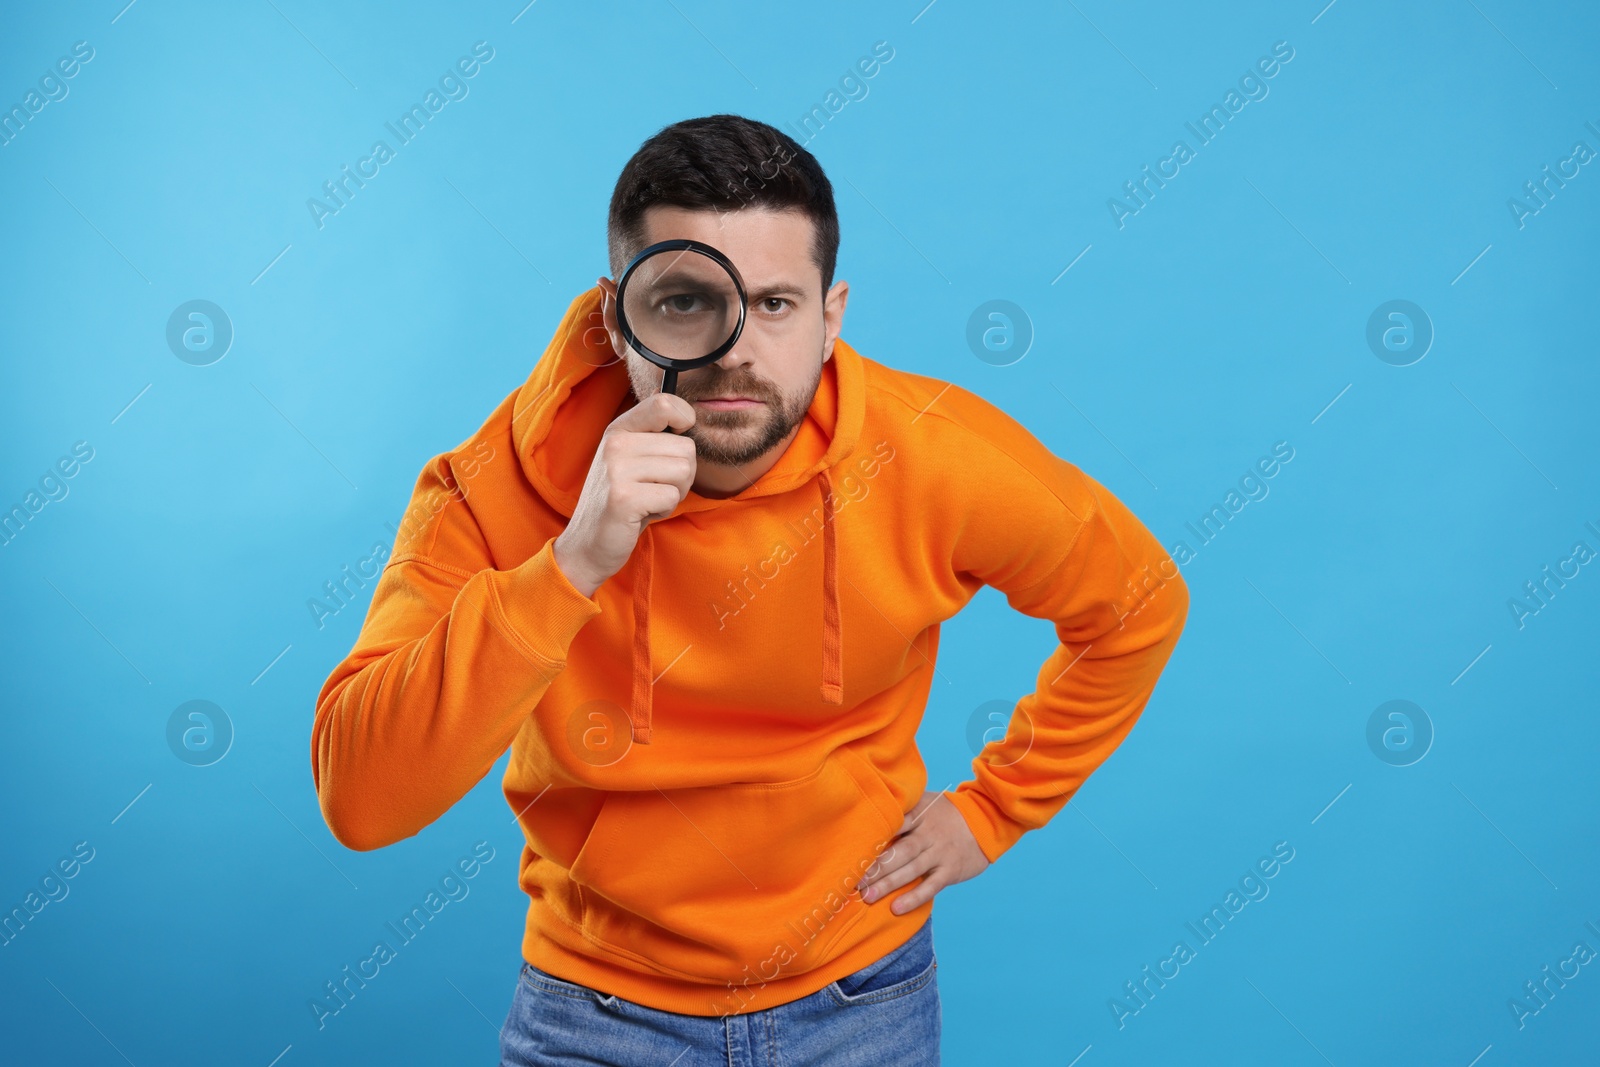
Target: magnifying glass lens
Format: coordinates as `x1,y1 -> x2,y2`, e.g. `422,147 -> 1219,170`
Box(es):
620,249 -> 743,362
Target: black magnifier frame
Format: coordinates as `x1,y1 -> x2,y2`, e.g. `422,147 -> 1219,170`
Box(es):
613,238 -> 749,398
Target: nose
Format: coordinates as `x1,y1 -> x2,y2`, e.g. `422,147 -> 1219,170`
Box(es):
712,331 -> 756,373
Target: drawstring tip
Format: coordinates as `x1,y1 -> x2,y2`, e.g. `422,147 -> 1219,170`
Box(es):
820,683 -> 843,705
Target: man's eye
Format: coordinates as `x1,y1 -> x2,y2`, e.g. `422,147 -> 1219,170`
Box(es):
760,298 -> 790,314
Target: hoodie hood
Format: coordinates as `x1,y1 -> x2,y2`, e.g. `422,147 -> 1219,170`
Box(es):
511,285 -> 865,743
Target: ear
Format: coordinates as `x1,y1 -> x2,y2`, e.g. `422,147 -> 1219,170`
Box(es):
596,277 -> 624,359
821,279 -> 849,363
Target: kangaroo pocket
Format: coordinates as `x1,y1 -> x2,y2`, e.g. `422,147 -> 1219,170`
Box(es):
567,745 -> 903,983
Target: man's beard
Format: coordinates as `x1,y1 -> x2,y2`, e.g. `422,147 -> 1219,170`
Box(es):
634,359 -> 822,467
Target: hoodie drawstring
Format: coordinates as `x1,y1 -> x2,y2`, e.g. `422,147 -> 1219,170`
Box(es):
625,470 -> 844,745
627,521 -> 656,745
817,468 -> 844,705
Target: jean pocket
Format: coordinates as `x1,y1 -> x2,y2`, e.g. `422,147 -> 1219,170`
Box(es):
827,918 -> 937,1006
520,961 -> 619,1008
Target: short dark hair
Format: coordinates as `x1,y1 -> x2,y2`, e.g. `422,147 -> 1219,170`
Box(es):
607,114 -> 839,295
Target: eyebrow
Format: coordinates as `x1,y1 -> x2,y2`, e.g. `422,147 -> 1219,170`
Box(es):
746,283 -> 809,301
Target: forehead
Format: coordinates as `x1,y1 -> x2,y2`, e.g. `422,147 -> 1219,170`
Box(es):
638,204 -> 817,290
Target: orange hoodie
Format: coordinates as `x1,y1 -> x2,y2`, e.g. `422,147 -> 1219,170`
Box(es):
311,285 -> 1189,1017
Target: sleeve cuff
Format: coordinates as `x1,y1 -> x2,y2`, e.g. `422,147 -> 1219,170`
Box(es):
487,536 -> 603,665
942,784 -> 1029,865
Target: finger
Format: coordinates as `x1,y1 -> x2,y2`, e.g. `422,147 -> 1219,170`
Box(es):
613,391 -> 695,435
887,869 -> 943,915
858,833 -> 929,890
616,432 -> 699,462
597,430 -> 696,480
859,849 -> 934,904
614,453 -> 697,491
635,484 -> 690,526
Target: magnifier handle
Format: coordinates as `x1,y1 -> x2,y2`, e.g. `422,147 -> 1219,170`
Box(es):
660,368 -> 681,435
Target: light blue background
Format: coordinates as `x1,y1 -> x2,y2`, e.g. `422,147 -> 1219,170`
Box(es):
3,1 -> 1597,1063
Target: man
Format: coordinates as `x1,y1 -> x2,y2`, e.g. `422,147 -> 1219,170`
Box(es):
311,114 -> 1188,1065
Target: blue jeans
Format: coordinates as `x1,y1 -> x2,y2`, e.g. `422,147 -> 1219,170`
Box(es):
499,915 -> 940,1066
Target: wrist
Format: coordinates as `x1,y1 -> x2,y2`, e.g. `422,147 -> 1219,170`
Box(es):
552,534 -> 603,599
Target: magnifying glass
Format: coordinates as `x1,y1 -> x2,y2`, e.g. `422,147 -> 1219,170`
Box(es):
614,239 -> 748,427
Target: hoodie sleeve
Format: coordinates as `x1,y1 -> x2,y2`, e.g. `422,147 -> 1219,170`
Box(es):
311,453 -> 602,852
934,393 -> 1189,865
